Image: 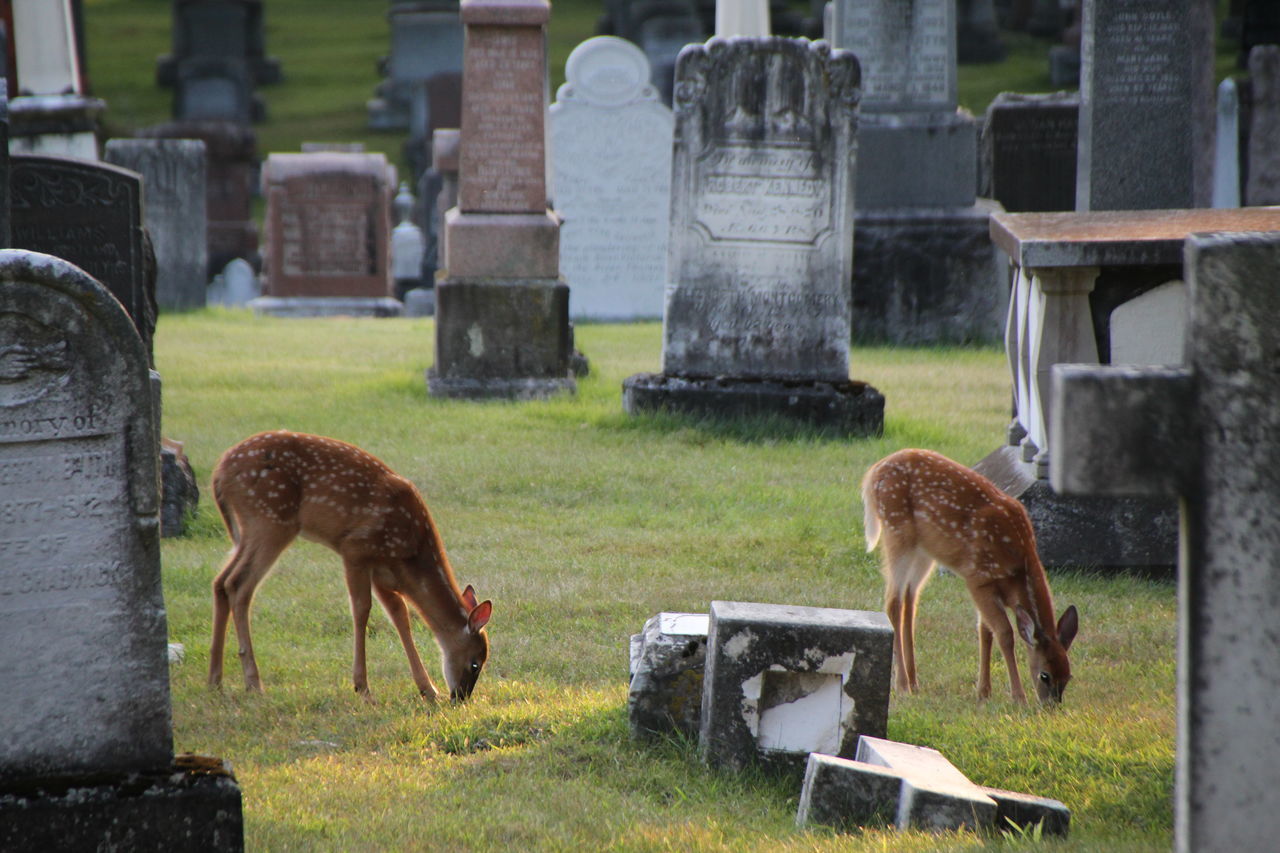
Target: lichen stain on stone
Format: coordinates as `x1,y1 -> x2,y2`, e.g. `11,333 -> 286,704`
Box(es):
723,628 -> 755,659
467,323 -> 485,357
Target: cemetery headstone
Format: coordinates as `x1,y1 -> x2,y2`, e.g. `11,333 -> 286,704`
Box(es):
1050,230 -> 1280,853
9,155 -> 156,358
957,0 -> 1006,63
1076,0 -> 1215,211
0,248 -> 242,850
1247,45 -> 1280,205
1212,78 -> 1241,208
831,0 -> 1004,344
391,182 -> 427,301
598,0 -> 705,104
257,151 -> 398,316
173,56 -> 259,124
550,36 -> 672,321
981,92 -> 1078,213
367,0 -> 464,132
156,0 -> 281,88
140,120 -> 260,276
622,36 -> 885,433
429,0 -> 575,400
699,601 -> 893,773
104,138 -> 209,311
7,0 -> 102,159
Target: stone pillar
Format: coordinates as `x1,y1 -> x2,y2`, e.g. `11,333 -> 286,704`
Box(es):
1051,231 -> 1280,853
429,0 -> 574,399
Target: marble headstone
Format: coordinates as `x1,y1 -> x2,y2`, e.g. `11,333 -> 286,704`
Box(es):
550,36 -> 673,320
104,138 -> 209,311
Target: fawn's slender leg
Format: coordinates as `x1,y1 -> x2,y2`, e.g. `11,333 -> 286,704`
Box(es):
343,561 -> 374,698
971,587 -> 1026,704
373,583 -> 441,702
221,527 -> 296,692
977,619 -> 994,699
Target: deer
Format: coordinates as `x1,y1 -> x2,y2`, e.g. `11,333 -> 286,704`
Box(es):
861,448 -> 1078,705
207,430 -> 493,703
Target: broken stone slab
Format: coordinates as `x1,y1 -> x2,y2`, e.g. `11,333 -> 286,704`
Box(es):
628,612 -> 709,741
798,736 -> 1069,836
700,601 -> 892,774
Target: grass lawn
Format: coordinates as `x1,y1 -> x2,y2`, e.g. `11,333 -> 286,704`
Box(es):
156,313 -> 1174,851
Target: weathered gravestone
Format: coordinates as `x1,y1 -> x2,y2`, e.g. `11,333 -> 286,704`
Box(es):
105,138 -> 210,311
429,0 -> 575,399
1050,231 -> 1280,853
9,155 -> 156,360
981,92 -> 1078,213
622,37 -> 885,434
391,181 -> 427,301
598,0 -> 705,104
1247,45 -> 1280,206
140,120 -> 260,276
256,151 -> 399,316
1212,78 -> 1241,208
831,0 -> 1005,344
797,736 -> 1070,835
420,127 -> 460,282
550,36 -> 672,321
156,0 -> 282,88
1076,0 -> 1215,211
0,249 -> 242,850
367,0 -> 464,132
700,601 -> 893,774
7,0 -> 103,160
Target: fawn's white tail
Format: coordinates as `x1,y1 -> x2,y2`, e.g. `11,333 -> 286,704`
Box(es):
861,448 -> 1078,705
208,430 -> 493,702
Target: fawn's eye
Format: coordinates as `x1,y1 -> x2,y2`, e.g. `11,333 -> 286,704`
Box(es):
470,660 -> 481,674
1039,671 -> 1051,683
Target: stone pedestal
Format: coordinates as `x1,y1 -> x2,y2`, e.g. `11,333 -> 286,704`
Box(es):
628,612 -> 709,741
428,278 -> 574,399
851,201 -> 1005,344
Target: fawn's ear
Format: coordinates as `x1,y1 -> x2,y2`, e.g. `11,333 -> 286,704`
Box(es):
468,599 -> 492,633
1015,606 -> 1040,646
461,584 -> 478,611
1057,605 -> 1079,651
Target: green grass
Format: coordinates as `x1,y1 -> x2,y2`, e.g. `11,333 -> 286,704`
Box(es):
156,313 -> 1174,851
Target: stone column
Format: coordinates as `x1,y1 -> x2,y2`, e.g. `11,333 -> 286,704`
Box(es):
1051,231 -> 1280,853
429,0 -> 574,399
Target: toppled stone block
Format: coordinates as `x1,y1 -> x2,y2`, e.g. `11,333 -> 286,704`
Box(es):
979,786 -> 1071,837
700,601 -> 893,773
799,736 -> 1070,837
796,753 -> 901,830
628,612 -> 709,740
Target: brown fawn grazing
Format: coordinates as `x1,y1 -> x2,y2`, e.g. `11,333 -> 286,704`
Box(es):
208,430 -> 493,702
861,448 -> 1078,705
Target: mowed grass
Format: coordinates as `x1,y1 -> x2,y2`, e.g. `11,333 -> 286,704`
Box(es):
156,313 -> 1174,851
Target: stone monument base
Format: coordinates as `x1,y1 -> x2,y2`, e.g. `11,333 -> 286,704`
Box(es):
856,111 -> 978,209
622,373 -> 885,437
973,445 -> 1176,574
852,200 -> 1006,344
248,296 -> 404,318
428,277 -> 576,400
0,756 -> 244,852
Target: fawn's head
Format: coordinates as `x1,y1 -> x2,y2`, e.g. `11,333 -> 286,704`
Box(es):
1017,605 -> 1079,705
444,584 -> 493,702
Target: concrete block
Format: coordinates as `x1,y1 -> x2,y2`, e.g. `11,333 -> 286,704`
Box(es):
796,753 -> 901,830
628,612 -> 709,740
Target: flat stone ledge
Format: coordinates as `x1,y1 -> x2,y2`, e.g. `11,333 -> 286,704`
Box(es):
426,370 -> 576,401
248,296 -> 403,318
0,757 -> 244,852
622,373 -> 885,437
